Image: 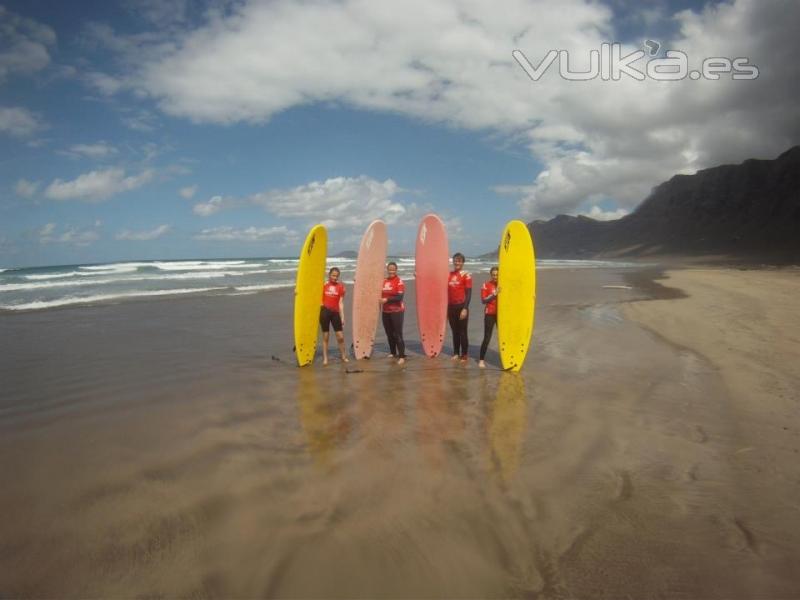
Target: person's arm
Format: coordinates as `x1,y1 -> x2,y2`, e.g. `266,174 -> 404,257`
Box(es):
339,286 -> 346,325
386,291 -> 404,303
459,276 -> 472,319
384,279 -> 404,304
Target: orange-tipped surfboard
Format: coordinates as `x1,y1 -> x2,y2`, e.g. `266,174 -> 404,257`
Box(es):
415,214 -> 449,357
351,220 -> 388,359
294,225 -> 327,366
497,220 -> 536,371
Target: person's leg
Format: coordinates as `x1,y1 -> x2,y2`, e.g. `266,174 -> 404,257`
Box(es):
479,314 -> 495,367
479,314 -> 492,360
448,305 -> 462,358
332,313 -> 348,362
459,311 -> 469,359
382,312 -> 397,356
335,331 -> 349,361
393,312 -> 406,362
322,332 -> 330,365
320,307 -> 330,365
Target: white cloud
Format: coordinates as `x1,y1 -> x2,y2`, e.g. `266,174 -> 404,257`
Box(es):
15,178 -> 40,198
0,6 -> 56,81
179,184 -> 197,199
193,194 -> 237,216
38,223 -> 100,246
120,108 -> 159,132
443,215 -> 465,239
85,0 -> 800,219
116,224 -> 171,241
194,225 -> 297,242
192,176 -> 412,230
582,205 -> 629,221
62,141 -> 119,159
0,106 -> 46,137
83,71 -> 126,96
44,168 -> 155,202
252,176 -> 407,229
38,223 -> 56,238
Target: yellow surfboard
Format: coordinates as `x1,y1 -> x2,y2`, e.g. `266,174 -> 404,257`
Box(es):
294,224 -> 327,366
497,220 -> 536,372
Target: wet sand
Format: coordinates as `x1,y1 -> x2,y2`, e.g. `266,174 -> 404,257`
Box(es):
1,266 -> 799,598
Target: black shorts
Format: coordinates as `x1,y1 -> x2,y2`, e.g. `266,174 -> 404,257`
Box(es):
319,306 -> 343,332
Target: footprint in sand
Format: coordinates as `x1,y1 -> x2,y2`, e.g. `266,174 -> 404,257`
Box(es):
692,425 -> 709,444
616,470 -> 634,502
715,515 -> 763,555
732,518 -> 763,555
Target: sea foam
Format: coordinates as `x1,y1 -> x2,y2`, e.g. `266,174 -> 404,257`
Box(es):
0,287 -> 228,311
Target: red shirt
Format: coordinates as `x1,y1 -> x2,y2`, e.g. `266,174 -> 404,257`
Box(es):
381,276 -> 405,313
447,269 -> 472,305
481,280 -> 498,315
321,280 -> 345,312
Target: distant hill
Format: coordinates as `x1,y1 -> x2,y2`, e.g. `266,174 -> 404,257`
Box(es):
332,250 -> 357,259
518,146 -> 800,262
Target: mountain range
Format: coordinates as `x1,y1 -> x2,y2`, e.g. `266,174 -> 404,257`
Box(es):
520,146 -> 800,262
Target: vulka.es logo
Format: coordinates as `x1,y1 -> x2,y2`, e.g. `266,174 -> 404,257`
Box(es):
420,223 -> 427,244
504,231 -> 511,252
307,234 -> 315,256
512,42 -> 759,82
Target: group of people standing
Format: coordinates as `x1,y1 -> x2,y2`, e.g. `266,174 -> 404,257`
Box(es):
319,254 -> 500,367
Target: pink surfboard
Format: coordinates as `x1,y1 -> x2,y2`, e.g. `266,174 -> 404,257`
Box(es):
351,220 -> 388,359
415,214 -> 449,357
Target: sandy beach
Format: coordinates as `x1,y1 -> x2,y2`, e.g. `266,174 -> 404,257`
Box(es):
1,265 -> 799,598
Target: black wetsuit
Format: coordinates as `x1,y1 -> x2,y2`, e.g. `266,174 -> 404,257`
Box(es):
448,287 -> 472,358
479,288 -> 498,360
382,281 -> 406,358
382,312 -> 405,357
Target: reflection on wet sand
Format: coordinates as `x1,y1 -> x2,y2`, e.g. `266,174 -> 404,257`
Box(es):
295,367 -> 352,469
296,363 -> 532,484
415,366 -> 467,470
354,368 -> 409,459
488,373 -> 529,484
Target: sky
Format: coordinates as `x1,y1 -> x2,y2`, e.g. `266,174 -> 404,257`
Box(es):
1,0 -> 798,268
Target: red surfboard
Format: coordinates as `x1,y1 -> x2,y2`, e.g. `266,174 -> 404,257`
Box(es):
351,220 -> 388,359
415,214 -> 449,357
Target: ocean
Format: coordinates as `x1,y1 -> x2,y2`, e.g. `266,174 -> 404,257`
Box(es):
0,257 -> 643,312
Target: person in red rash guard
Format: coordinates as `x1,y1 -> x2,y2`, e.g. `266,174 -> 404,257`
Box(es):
380,261 -> 406,365
447,252 -> 472,362
320,267 -> 349,366
478,266 -> 500,368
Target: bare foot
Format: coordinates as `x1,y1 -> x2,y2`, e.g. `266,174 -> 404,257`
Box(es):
478,360 -> 486,368
387,354 -> 396,359
322,358 -> 328,366
342,356 -> 349,363
397,357 -> 405,366
460,356 -> 468,363
451,355 -> 459,361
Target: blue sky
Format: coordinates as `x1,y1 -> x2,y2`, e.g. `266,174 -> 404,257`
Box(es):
1,0 -> 797,268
